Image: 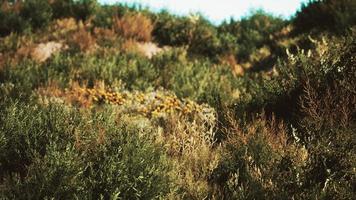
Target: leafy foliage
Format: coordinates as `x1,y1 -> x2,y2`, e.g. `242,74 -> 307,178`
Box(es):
293,0 -> 356,34
0,101 -> 172,199
0,1 -> 355,199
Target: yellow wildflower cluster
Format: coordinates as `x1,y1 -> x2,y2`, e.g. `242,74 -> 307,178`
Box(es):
82,88 -> 126,105
75,87 -> 210,117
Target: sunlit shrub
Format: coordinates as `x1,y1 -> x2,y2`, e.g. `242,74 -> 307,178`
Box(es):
113,12 -> 153,42
230,32 -> 356,199
210,114 -> 307,199
68,27 -> 97,52
152,11 -> 196,46
218,10 -> 285,62
93,27 -> 117,46
0,101 -> 173,199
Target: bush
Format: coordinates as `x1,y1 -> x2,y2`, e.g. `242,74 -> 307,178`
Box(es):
210,115 -> 306,199
0,2 -> 24,36
50,0 -> 98,21
151,49 -> 238,106
152,11 -> 196,46
293,34 -> 356,198
0,101 -> 172,199
0,0 -> 53,36
227,31 -> 356,199
218,10 -> 285,61
293,0 -> 356,34
113,12 -> 153,42
153,12 -> 221,58
20,0 -> 52,29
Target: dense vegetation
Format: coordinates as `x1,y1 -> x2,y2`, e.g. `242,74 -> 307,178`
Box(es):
0,0 -> 355,199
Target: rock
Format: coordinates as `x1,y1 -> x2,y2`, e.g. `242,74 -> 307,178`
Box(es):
31,41 -> 65,62
136,42 -> 163,59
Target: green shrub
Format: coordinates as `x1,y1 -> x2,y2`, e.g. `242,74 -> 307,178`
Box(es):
218,10 -> 285,61
152,49 -> 237,106
227,31 -> 356,199
51,0 -> 98,21
293,0 -> 356,34
0,9 -> 27,37
293,34 -> 356,198
0,101 -> 172,199
92,5 -> 117,28
210,116 -> 305,199
20,0 -> 52,29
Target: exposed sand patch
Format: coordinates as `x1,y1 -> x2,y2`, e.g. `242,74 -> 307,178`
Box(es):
31,41 -> 65,62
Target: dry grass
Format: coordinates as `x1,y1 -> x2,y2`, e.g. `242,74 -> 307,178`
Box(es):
36,81 -> 94,108
301,78 -> 356,131
1,0 -> 21,13
113,13 -> 153,42
12,40 -> 65,63
219,54 -> 244,76
93,27 -> 117,44
121,39 -> 141,55
209,112 -> 309,198
160,112 -> 221,199
224,112 -> 289,154
54,18 -> 78,34
14,37 -> 36,61
69,28 -> 97,52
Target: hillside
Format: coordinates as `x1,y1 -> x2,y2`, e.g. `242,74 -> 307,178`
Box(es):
0,0 -> 355,199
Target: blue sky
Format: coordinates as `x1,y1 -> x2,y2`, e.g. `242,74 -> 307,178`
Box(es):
100,0 -> 308,24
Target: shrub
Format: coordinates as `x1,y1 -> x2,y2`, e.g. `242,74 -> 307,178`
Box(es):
149,49 -> 236,106
293,0 -> 356,34
20,0 -> 53,29
228,31 -> 356,199
50,0 -> 98,21
152,11 -> 196,46
0,101 -> 172,199
293,34 -> 356,198
188,19 -> 221,58
0,1 -> 27,36
218,10 -> 285,61
68,27 -> 97,52
113,12 -> 153,42
153,12 -> 221,59
92,5 -> 117,28
210,114 -> 306,199
0,0 -> 53,36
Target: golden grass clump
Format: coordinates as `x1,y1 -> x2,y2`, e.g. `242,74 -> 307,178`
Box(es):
121,39 -> 141,55
159,112 -> 220,199
121,40 -> 164,58
93,27 -> 117,44
14,37 -> 36,61
53,18 -> 78,35
36,81 -> 93,108
113,13 -> 153,42
69,27 -> 97,52
219,54 -> 244,76
1,0 -> 21,13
